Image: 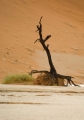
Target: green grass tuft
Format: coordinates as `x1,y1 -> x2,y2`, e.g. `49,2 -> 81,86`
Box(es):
2,73 -> 34,85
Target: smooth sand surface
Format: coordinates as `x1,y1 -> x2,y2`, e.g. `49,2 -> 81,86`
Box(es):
0,84 -> 84,120
0,0 -> 84,84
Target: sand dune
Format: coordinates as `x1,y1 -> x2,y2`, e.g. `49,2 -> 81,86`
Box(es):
0,0 -> 84,83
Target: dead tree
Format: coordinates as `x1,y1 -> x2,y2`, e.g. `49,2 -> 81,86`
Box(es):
30,17 -> 79,86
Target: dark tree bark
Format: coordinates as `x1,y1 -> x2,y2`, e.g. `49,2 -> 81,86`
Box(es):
36,17 -> 57,75
30,17 -> 79,87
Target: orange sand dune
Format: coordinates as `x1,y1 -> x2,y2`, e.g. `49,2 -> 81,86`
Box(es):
0,0 -> 84,83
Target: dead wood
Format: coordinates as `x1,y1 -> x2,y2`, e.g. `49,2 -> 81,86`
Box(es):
31,17 -> 79,87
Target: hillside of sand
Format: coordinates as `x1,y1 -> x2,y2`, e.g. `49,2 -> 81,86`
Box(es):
0,0 -> 84,84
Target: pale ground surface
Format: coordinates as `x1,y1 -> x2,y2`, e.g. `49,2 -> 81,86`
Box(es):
0,84 -> 84,120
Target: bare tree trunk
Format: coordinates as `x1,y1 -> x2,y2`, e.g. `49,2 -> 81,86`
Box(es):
30,17 -> 79,87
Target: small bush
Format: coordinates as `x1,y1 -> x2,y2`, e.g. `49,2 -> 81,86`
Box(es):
2,73 -> 34,85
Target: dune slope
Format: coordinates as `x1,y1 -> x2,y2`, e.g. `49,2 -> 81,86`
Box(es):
0,0 -> 84,83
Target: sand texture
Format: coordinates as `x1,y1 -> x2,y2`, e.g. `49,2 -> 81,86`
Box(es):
0,1 -> 84,82
0,84 -> 84,120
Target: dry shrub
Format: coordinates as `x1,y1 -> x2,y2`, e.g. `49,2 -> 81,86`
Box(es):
33,73 -> 64,86
2,74 -> 34,85
57,78 -> 65,86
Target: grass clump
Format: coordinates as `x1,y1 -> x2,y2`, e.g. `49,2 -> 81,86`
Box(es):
2,73 -> 34,85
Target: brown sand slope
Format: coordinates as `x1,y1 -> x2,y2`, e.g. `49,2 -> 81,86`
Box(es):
0,0 -> 84,83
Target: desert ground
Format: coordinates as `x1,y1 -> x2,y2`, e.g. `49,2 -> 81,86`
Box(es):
0,84 -> 84,120
0,1 -> 84,120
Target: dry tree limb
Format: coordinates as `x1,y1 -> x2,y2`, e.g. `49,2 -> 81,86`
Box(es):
34,39 -> 40,43
32,17 -> 79,87
44,35 -> 51,43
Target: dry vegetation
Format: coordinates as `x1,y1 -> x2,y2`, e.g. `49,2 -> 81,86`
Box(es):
33,73 -> 64,86
2,73 -> 65,86
2,74 -> 34,85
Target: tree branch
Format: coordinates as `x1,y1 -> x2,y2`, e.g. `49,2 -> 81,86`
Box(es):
32,17 -> 80,87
